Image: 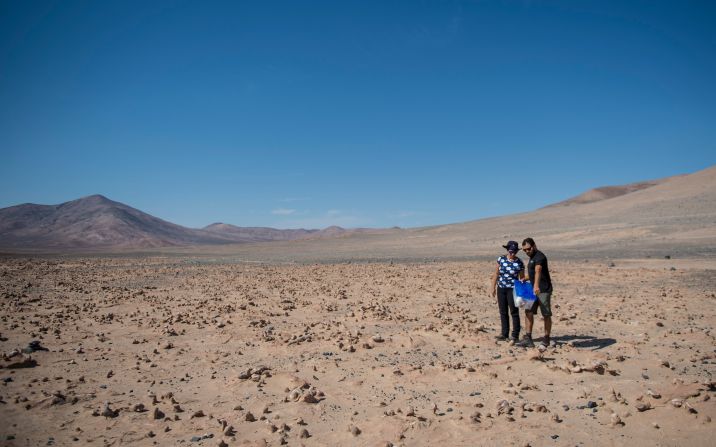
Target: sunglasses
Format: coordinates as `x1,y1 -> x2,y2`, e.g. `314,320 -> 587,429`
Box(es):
522,246 -> 533,251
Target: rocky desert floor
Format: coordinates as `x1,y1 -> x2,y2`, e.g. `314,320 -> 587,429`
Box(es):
1,256 -> 714,446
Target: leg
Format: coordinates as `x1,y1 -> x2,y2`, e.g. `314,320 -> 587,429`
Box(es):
524,311 -> 534,335
496,288 -> 509,338
544,316 -> 552,338
507,289 -> 520,339
538,292 -> 553,345
516,300 -> 537,347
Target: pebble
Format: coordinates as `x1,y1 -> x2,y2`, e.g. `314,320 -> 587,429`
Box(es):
152,407 -> 165,420
101,402 -> 118,418
611,413 -> 623,426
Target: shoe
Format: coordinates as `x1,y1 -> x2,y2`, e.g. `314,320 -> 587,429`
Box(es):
516,335 -> 534,348
539,337 -> 551,348
495,335 -> 508,341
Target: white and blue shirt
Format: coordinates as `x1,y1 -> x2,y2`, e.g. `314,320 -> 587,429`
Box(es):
497,255 -> 524,288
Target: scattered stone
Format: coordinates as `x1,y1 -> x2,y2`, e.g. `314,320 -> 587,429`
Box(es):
100,402 -> 118,418
152,407 -> 165,420
611,413 -> 623,426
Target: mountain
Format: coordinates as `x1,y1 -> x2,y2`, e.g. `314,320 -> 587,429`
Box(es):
1,165 -> 714,256
202,223 -> 320,242
202,223 -> 376,241
544,178 -> 669,207
358,164 -> 716,259
214,164 -> 715,262
0,195 -> 375,250
0,195 -> 232,249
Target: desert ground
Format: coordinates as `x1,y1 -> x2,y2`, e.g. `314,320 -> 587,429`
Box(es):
1,255 -> 714,446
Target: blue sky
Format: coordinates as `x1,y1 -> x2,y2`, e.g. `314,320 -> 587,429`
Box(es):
1,1 -> 715,229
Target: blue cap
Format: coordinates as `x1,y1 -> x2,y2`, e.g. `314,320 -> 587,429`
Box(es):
502,240 -> 519,253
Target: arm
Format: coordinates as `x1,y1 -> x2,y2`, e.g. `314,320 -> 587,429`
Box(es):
533,264 -> 542,295
491,264 -> 499,298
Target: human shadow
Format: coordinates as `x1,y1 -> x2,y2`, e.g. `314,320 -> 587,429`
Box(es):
553,334 -> 616,350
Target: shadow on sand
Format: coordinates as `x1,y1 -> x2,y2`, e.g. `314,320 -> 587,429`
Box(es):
554,334 -> 616,350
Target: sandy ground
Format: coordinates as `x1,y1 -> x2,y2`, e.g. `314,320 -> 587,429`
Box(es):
1,257 -> 715,446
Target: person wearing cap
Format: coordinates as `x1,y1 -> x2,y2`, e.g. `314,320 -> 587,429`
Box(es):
490,240 -> 525,342
517,237 -> 553,348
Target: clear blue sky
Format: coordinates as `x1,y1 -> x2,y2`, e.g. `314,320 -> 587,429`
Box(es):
1,1 -> 715,229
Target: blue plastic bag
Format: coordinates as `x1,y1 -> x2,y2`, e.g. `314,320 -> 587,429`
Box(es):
513,280 -> 537,308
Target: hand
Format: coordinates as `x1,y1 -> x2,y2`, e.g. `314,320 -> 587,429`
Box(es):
533,286 -> 540,295
491,287 -> 496,298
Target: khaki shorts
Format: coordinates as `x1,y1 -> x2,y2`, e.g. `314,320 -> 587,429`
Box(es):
528,292 -> 552,317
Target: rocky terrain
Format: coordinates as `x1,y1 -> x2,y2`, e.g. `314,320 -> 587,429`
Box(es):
1,256 -> 714,446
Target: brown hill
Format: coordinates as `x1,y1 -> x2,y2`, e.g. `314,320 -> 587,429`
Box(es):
0,195 -> 231,249
203,223 -> 379,242
183,165 -> 715,262
545,179 -> 669,207
2,165 -> 713,257
202,223 -> 320,242
0,196 -> 378,251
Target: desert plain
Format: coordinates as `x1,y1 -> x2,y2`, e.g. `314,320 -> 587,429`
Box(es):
1,254 -> 715,447
1,166 -> 715,446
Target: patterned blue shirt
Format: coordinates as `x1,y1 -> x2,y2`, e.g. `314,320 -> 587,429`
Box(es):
497,255 -> 524,288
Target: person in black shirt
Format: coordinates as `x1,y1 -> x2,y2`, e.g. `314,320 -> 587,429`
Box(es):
517,238 -> 553,348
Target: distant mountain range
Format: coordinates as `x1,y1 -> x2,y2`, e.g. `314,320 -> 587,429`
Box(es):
0,195 -> 371,250
1,165 -> 713,253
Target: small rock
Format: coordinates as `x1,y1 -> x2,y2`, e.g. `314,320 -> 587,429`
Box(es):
101,402 -> 118,418
152,407 -> 165,420
611,413 -> 623,426
299,428 -> 310,438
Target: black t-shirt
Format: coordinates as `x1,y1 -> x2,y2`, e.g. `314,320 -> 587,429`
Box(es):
527,250 -> 552,293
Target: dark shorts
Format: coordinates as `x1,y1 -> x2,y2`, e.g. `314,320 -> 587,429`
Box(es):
527,292 -> 552,317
